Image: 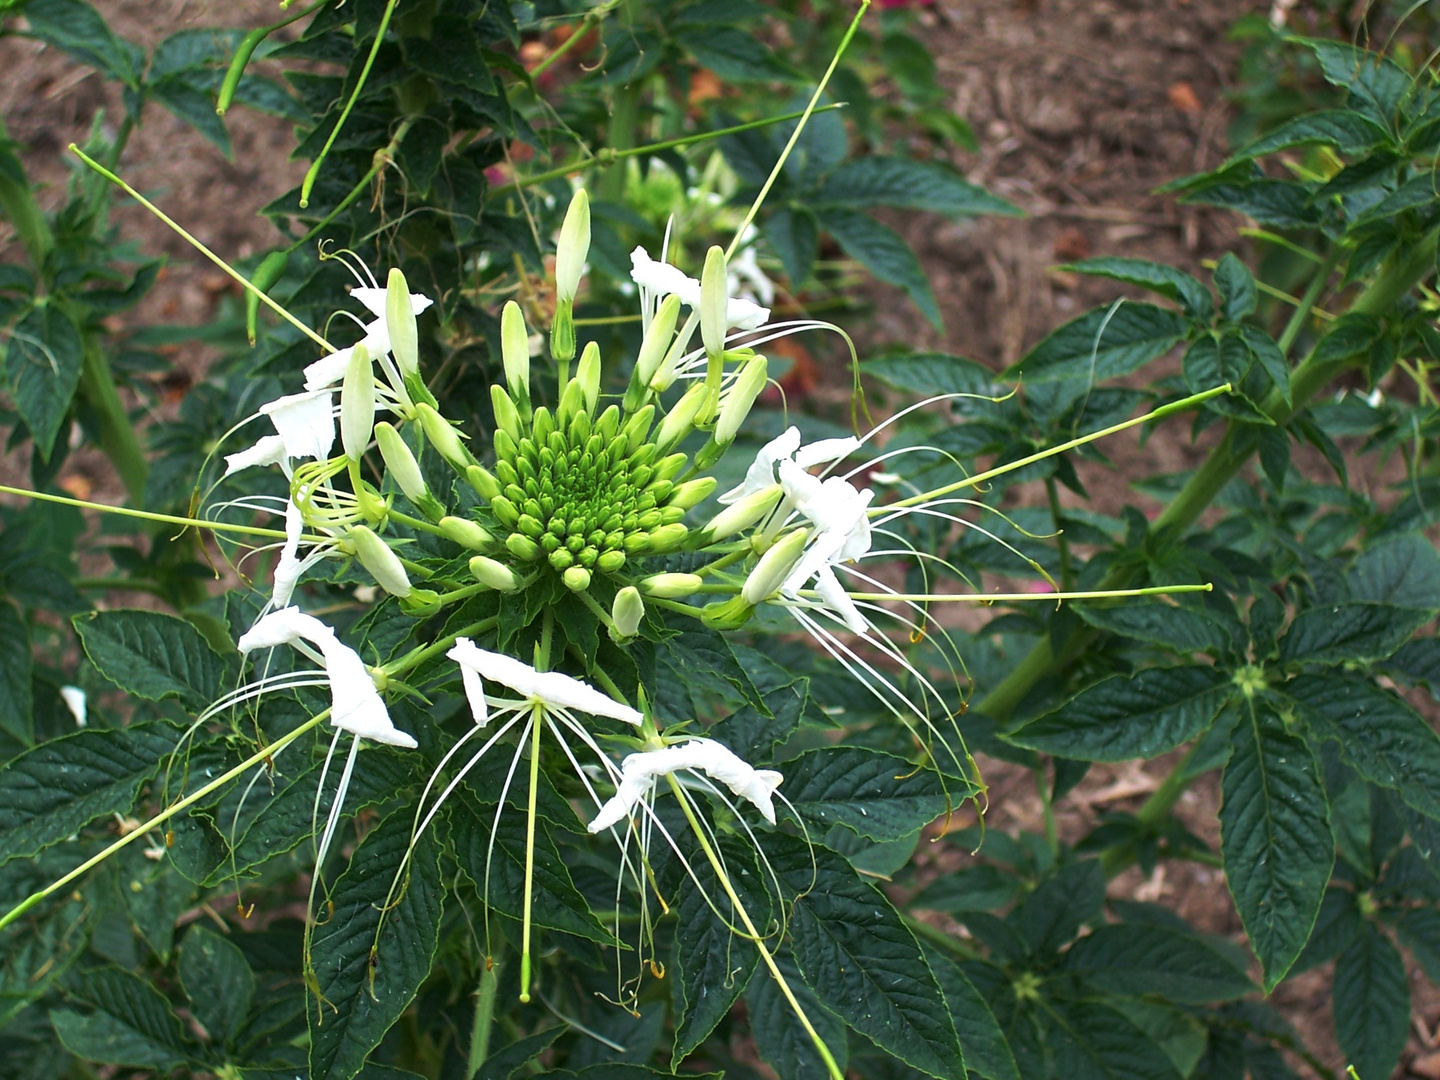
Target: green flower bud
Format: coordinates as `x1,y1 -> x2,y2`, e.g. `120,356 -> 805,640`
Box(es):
466,464 -> 501,500
596,549 -> 626,573
700,594 -> 756,631
387,268 -> 420,380
577,339 -> 601,417
501,300 -> 532,419
557,376 -> 587,428
640,573 -> 703,598
490,384 -> 521,444
340,344 -> 375,463
670,476 -> 716,510
611,585 -> 644,639
416,402 -> 473,468
532,405 -> 556,447
507,533 -> 542,561
700,484 -> 782,542
623,405 -> 655,452
626,293 -> 681,410
548,547 -> 574,571
647,522 -> 688,553
374,421 -> 426,503
741,528 -> 808,605
469,555 -> 521,591
555,188 -> 590,305
655,382 -> 708,454
350,524 -> 412,597
494,428 -> 519,465
715,353 -> 767,446
551,302 -> 575,367
562,565 -> 591,592
700,245 -> 728,361
595,404 -> 621,442
655,452 -> 688,482
399,588 -> 442,617
441,516 -> 494,550
490,495 -> 520,528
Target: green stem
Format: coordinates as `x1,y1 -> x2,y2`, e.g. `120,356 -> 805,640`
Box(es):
0,484 -> 296,540
466,960 -> 499,1077
666,776 -> 845,1080
527,1 -> 619,80
1044,477 -> 1072,591
0,710 -> 328,933
77,340 -> 147,500
1098,742 -> 1201,877
286,118 -> 415,254
1276,246 -> 1342,356
382,616 -> 498,678
519,705 -> 542,1004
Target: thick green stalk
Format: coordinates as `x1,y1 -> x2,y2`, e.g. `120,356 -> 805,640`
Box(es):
77,340 -> 147,500
465,961 -> 499,1077
975,228 -> 1439,724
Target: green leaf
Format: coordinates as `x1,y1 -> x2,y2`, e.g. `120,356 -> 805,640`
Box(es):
1213,254 -> 1257,321
150,78 -> 232,156
910,865 -> 1022,914
476,1028 -> 565,1080
817,208 -> 941,328
1240,324 -> 1290,405
1393,908 -> 1440,985
5,304 -> 84,460
309,810 -> 444,1080
774,835 -> 964,1080
1062,924 -> 1253,1004
1332,923 -> 1409,1080
19,0 -> 139,87
1219,699 -> 1332,991
1312,313 -> 1383,365
1349,533 -> 1440,609
1007,668 -> 1232,763
1013,859 -> 1105,954
51,966 -> 194,1071
0,721 -> 179,864
746,951 -> 848,1080
1288,674 -> 1440,821
1060,258 -> 1212,320
765,207 -> 819,289
1181,179 -> 1321,228
73,609 -> 230,708
1073,601 -> 1236,656
1015,303 -> 1191,383
178,925 -> 254,1046
675,27 -> 798,83
778,747 -> 963,841
927,950 -> 1018,1080
863,352 -> 998,398
1381,637 -> 1440,701
1277,603 -> 1431,667
1232,110 -> 1389,158
0,602 -> 33,745
403,15 -> 495,92
817,157 -> 1019,217
652,625 -> 758,723
1044,1001 -> 1182,1080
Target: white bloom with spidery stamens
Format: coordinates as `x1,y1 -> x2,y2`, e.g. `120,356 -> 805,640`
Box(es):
303,286 -> 433,392
629,248 -> 770,332
587,738 -> 783,833
448,639 -> 642,726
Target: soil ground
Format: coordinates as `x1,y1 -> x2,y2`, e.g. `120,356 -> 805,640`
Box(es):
2,0 -> 1438,1075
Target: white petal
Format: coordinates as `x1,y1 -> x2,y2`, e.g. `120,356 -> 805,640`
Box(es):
259,390 -> 335,462
59,686 -> 86,727
237,606 -> 335,653
588,738 -> 782,832
447,639 -> 642,725
813,566 -> 869,635
303,348 -> 353,392
630,247 -> 702,309
724,295 -> 770,331
720,426 -> 801,505
223,434 -> 288,476
587,774 -> 654,833
777,457 -> 825,512
350,286 -> 433,321
459,660 -> 490,727
271,500 -> 306,608
793,436 -> 861,470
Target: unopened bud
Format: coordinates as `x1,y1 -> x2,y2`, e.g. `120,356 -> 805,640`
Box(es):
386,268 -> 419,379
741,528 -> 808,605
350,525 -> 412,597
501,301 -> 532,419
596,549 -> 626,573
490,384 -> 521,443
640,573 -> 702,598
399,588 -> 442,617
441,516 -> 494,550
577,340 -> 601,416
507,533 -> 541,561
557,376 -> 586,428
655,452 -> 688,482
702,484 -> 782,541
670,476 -> 716,511
374,422 -> 426,502
340,345 -> 376,463
416,402 -> 473,468
469,555 -> 520,591
563,565 -> 591,592
551,303 -> 575,367
623,405 -> 655,452
647,522 -> 689,554
628,294 -> 681,408
655,383 -> 708,454
466,464 -> 501,500
555,188 -> 590,305
714,354 -> 767,446
700,246 -> 727,360
701,594 -> 756,631
490,495 -> 520,527
611,586 -> 643,639
532,405 -> 555,447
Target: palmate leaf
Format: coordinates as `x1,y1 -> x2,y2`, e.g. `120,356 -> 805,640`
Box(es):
1072,600 -> 1238,656
1060,258 -> 1213,320
777,746 -> 962,841
816,208 -> 941,328
0,721 -> 180,864
50,966 -> 197,1071
1013,859 -> 1105,955
926,950 -> 1017,1080
1277,602 -> 1432,667
771,834 -> 964,1080
1014,302 -> 1191,383
1219,697 -> 1332,991
816,156 -> 1020,218
1349,533 -> 1440,609
309,810 -> 444,1080
73,609 -> 231,709
1332,923 -> 1409,1080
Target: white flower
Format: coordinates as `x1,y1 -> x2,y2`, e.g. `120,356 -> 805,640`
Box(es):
59,686 -> 86,727
629,247 -> 770,332
302,287 -> 431,391
587,737 -> 783,833
258,389 -> 336,464
271,499 -> 306,608
238,607 -> 416,748
447,639 -> 642,726
719,426 -> 800,504
223,433 -> 288,477
728,235 -> 775,307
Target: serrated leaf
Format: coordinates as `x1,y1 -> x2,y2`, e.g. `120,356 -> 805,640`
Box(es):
675,27 -> 798,83
778,747 -> 963,841
1008,667 -> 1231,762
927,950 -> 1018,1080
1288,674 -> 1440,821
0,602 -> 33,745
1277,603 -> 1431,667
178,925 -> 254,1046
0,721 -> 179,864
73,609 -> 230,708
1219,699 -> 1332,990
20,0 -> 139,87
1015,302 -> 1191,383
817,208 -> 941,328
652,625 -> 758,723
1393,908 -> 1440,985
309,810 -> 444,1080
911,865 -> 1022,914
1044,1001 -> 1182,1080
1013,858 -> 1105,954
1232,110 -> 1389,158
817,157 -> 1019,217
1332,923 -> 1409,1080
476,1028 -> 564,1080
1181,179 -> 1321,228
403,15 -> 495,92
1062,924 -> 1253,1003
1241,324 -> 1291,405
773,835 -> 964,1080
746,951 -> 847,1080
765,207 -> 819,289
863,352 -> 999,397
1313,313 -> 1383,364
51,966 -> 194,1070
5,304 -> 84,460
1213,254 -> 1257,321
1349,533 -> 1440,609
1074,601 -> 1236,655
1382,637 -> 1440,701
1061,258 -> 1212,320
